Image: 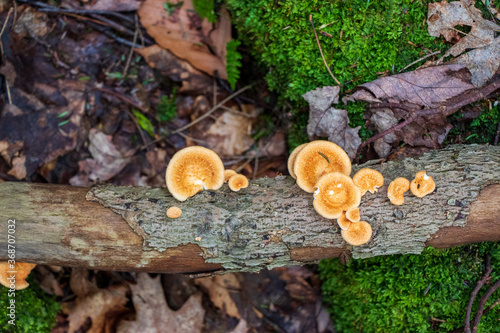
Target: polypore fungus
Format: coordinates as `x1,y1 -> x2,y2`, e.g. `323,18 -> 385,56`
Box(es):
287,143 -> 308,179
0,262 -> 36,290
313,172 -> 361,219
388,177 -> 410,205
228,174 -> 249,192
410,171 -> 436,198
341,221 -> 372,246
337,212 -> 353,230
166,206 -> 182,218
224,169 -> 237,182
345,208 -> 360,222
352,168 -> 384,195
294,140 -> 352,193
166,146 -> 224,201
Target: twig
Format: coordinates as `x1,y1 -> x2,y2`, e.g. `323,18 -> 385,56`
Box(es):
465,255 -> 492,333
122,17 -> 139,78
95,87 -> 148,113
172,85 -> 252,134
354,79 -> 500,163
0,7 -> 13,38
253,149 -> 259,180
471,278 -> 500,333
309,15 -> 341,86
1,8 -> 13,105
448,298 -> 500,333
398,51 -> 441,73
86,22 -> 143,49
126,109 -> 148,148
494,120 -> 500,145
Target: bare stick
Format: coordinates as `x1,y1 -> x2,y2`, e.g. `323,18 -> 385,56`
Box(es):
122,18 -> 140,78
471,278 -> 500,333
309,15 -> 341,86
494,120 -> 500,145
398,51 -> 440,73
95,87 -> 148,113
172,85 -> 251,134
465,255 -> 492,333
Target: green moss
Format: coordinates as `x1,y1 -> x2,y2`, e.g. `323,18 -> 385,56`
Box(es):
0,276 -> 60,333
319,243 -> 500,332
446,102 -> 500,144
157,87 -> 178,123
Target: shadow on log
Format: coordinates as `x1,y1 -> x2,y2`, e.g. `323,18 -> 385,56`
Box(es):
0,144 -> 499,275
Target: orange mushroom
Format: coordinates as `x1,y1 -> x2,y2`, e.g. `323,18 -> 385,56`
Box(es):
410,171 -> 436,198
287,143 -> 308,179
313,172 -> 361,219
345,208 -> 360,222
166,146 -> 224,201
388,177 -> 410,205
0,262 -> 36,290
337,212 -> 353,230
341,221 -> 372,246
166,206 -> 182,218
294,140 -> 352,193
352,168 -> 384,195
228,174 -> 249,192
224,169 -> 237,182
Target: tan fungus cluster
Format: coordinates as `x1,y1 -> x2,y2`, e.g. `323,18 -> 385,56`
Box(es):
0,262 -> 36,290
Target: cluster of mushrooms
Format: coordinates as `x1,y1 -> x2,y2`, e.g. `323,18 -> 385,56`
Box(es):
0,262 -> 36,290
287,140 -> 435,246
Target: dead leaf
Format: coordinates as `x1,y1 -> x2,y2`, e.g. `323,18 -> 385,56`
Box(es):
195,274 -> 242,319
428,0 -> 500,86
63,0 -> 141,11
304,86 -> 361,159
117,273 -> 205,333
137,45 -> 211,93
12,6 -> 48,39
70,268 -> 99,298
369,108 -> 399,158
206,111 -> 254,156
34,265 -> 64,297
67,284 -> 129,333
138,0 -> 231,79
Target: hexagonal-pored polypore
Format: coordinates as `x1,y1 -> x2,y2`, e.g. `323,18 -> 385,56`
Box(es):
0,262 -> 36,290
345,208 -> 360,222
352,168 -> 384,195
228,174 -> 249,192
166,206 -> 182,218
410,171 -> 436,198
341,221 -> 372,246
388,177 -> 410,205
287,143 -> 308,179
313,172 -> 361,219
224,169 -> 237,182
337,211 -> 353,230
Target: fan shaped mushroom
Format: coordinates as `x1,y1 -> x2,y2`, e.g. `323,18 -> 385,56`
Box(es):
228,174 -> 249,192
337,212 -> 353,230
166,206 -> 182,218
388,177 -> 410,205
410,171 -> 436,198
294,140 -> 352,193
345,208 -> 360,222
313,172 -> 361,219
352,168 -> 384,195
341,221 -> 372,246
0,262 -> 36,290
287,143 -> 308,179
166,146 -> 224,201
224,169 -> 237,182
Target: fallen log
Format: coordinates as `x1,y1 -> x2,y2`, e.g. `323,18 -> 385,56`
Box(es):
0,144 -> 499,275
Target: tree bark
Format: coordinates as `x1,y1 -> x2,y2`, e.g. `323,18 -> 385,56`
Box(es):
0,144 -> 499,275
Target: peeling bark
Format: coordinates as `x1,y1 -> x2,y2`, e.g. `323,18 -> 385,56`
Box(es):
0,144 -> 499,274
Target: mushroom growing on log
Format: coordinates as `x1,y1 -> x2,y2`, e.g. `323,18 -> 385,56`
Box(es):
0,144 -> 499,275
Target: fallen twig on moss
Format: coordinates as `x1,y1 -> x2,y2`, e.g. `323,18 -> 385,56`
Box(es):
309,15 -> 341,86
464,255 -> 492,333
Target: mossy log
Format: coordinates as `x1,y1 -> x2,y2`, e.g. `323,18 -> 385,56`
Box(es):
0,144 -> 499,275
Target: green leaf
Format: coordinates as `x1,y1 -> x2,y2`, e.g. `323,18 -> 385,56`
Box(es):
226,40 -> 242,90
132,109 -> 155,138
193,0 -> 217,23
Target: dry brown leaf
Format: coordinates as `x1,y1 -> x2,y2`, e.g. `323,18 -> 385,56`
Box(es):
370,108 -> 399,158
70,268 -> 99,298
206,111 -> 254,156
12,6 -> 48,39
63,0 -> 141,11
428,0 -> 500,86
67,284 -> 129,333
137,45 -> 212,93
304,86 -> 361,159
138,0 -> 230,79
34,265 -> 64,297
195,274 -> 242,319
117,273 -> 205,333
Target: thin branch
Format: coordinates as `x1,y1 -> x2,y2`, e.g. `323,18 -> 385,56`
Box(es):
465,255 -> 492,333
309,15 -> 341,86
494,120 -> 500,145
398,51 -> 440,73
122,17 -> 139,78
471,278 -> 500,333
95,87 -> 148,113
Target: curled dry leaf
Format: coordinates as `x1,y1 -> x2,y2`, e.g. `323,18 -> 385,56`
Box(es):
195,274 -> 241,319
304,86 -> 361,160
62,0 -> 142,11
206,111 -> 254,156
138,0 -> 231,79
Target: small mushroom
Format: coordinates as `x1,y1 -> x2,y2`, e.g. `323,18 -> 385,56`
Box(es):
388,177 -> 410,205
228,174 -> 249,192
410,171 -> 436,198
287,143 -> 308,179
337,212 -> 353,230
352,168 -> 384,195
313,172 -> 361,219
166,146 -> 224,201
224,169 -> 237,182
166,206 -> 182,218
0,262 -> 36,290
345,208 -> 360,222
341,221 -> 372,246
294,140 -> 352,193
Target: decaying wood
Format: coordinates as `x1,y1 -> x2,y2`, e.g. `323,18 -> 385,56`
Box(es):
0,144 -> 499,274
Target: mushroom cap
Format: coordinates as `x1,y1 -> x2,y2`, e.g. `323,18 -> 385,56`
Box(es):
341,221 -> 372,246
228,174 -> 249,192
352,168 -> 384,195
388,177 -> 410,205
337,212 -> 353,230
224,169 -> 237,182
287,143 -> 308,179
410,171 -> 436,198
166,206 -> 182,218
0,262 -> 36,290
294,140 -> 352,193
346,208 -> 361,222
166,146 -> 224,201
313,172 -> 361,219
